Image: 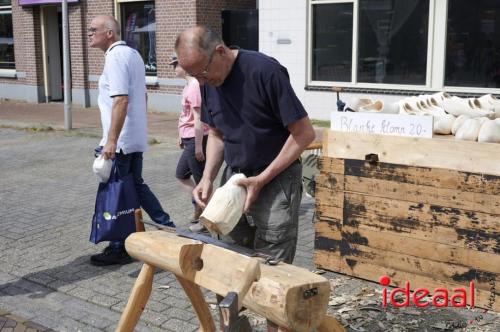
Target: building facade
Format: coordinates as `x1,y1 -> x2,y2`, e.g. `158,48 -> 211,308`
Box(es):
3,0 -> 498,120
0,0 -> 256,111
260,0 -> 500,120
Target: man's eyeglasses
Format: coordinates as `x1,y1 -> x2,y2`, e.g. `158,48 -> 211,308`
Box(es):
87,28 -> 99,36
88,27 -> 110,36
187,49 -> 215,79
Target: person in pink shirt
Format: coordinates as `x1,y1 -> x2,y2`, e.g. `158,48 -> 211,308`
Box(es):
170,55 -> 209,230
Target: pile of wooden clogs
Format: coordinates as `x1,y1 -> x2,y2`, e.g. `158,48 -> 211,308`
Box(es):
349,93 -> 500,142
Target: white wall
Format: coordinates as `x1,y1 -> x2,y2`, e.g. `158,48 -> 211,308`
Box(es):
259,0 -> 402,121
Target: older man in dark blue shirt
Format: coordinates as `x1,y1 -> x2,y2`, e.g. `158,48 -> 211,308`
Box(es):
175,26 -> 315,265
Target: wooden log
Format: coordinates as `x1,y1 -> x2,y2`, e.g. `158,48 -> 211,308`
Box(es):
176,275 -> 216,332
243,262 -> 330,331
315,249 -> 500,312
194,244 -> 261,309
324,130 -> 500,176
125,231 -> 204,279
116,263 -> 155,332
125,231 -> 330,332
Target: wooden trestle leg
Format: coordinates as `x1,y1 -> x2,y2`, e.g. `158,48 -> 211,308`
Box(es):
116,263 -> 155,332
317,314 -> 347,332
176,275 -> 216,332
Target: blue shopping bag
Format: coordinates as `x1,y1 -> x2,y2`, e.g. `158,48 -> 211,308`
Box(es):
89,160 -> 140,244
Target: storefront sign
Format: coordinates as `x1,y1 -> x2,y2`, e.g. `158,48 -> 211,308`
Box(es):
19,0 -> 79,5
331,111 -> 433,138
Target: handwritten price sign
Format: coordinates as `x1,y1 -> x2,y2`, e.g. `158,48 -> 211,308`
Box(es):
331,112 -> 433,138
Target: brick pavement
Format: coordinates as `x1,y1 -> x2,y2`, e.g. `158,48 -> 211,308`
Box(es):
0,308 -> 51,332
0,102 -> 319,331
0,101 -> 499,331
0,126 -> 317,331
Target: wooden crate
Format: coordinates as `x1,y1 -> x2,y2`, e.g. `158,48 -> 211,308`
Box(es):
314,130 -> 500,311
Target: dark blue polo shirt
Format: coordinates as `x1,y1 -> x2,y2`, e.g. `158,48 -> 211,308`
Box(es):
200,49 -> 308,171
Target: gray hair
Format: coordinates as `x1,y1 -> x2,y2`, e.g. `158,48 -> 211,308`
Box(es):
175,26 -> 222,58
101,15 -> 121,37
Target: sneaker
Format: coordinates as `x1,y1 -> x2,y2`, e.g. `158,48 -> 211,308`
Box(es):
162,221 -> 176,228
188,222 -> 207,233
157,219 -> 176,228
90,246 -> 133,266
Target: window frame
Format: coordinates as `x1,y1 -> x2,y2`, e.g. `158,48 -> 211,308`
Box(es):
307,0 -> 500,94
114,0 -> 158,83
0,1 -> 15,74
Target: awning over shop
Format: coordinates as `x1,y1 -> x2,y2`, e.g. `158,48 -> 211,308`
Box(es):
19,0 -> 79,5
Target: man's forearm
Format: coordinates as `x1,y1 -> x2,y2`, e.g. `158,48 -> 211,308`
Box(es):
193,107 -> 203,150
108,96 -> 128,143
203,128 -> 224,181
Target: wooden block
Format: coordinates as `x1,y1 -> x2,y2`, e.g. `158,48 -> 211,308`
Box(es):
244,263 -> 330,332
200,174 -> 247,236
324,130 -> 500,176
314,250 -> 500,312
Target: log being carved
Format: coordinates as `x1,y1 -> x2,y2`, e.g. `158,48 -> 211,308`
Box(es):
116,231 -> 334,332
199,173 -> 247,235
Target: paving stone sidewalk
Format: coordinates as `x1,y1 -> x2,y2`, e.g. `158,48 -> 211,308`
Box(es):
0,308 -> 51,332
0,101 -> 499,331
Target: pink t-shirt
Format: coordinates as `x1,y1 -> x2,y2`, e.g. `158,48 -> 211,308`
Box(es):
178,79 -> 209,138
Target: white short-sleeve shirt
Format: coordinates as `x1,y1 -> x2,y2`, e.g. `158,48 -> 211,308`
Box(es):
98,41 -> 148,154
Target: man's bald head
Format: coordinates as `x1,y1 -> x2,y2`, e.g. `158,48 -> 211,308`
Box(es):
89,15 -> 121,52
175,26 -> 222,60
93,15 -> 121,38
175,26 -> 236,86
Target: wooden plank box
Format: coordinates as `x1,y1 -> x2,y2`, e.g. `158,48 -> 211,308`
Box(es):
314,130 -> 500,311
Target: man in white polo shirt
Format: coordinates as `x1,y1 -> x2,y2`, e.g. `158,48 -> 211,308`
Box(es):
88,15 -> 174,266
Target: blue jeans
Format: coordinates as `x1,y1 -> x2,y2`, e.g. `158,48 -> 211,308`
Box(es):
95,147 -> 173,251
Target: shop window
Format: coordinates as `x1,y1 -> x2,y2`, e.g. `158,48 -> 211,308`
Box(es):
357,0 -> 429,85
120,1 -> 156,76
310,0 -> 430,86
445,0 -> 500,88
0,0 -> 14,70
311,2 -> 353,82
